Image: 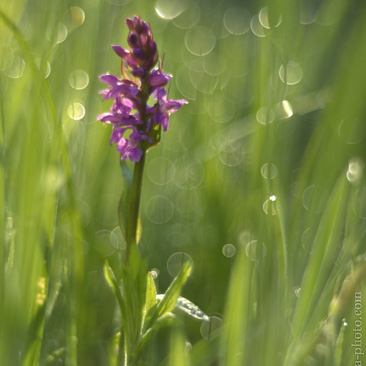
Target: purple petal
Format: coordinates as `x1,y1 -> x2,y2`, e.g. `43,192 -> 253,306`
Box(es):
164,99 -> 188,113
149,71 -> 172,87
154,111 -> 169,131
111,45 -> 129,58
99,74 -> 120,86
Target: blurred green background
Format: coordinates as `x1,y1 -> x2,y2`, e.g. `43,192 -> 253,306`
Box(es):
1,0 -> 366,365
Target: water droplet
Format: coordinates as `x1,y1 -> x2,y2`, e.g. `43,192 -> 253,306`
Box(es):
68,102 -> 85,120
279,62 -> 303,85
203,53 -> 226,76
302,185 -> 315,211
110,226 -> 126,250
173,158 -> 204,189
145,195 -> 174,224
263,197 -> 277,215
200,316 -> 222,340
223,7 -> 250,35
238,230 -> 252,246
258,7 -> 282,29
346,158 -> 363,184
69,70 -> 89,90
222,244 -> 236,258
256,106 -> 275,125
185,26 -> 216,56
95,230 -> 117,257
294,286 -> 301,298
6,57 -> 25,78
69,6 -> 85,27
218,139 -> 245,166
250,15 -> 266,38
189,68 -> 218,93
338,119 -> 364,145
150,268 -> 159,279
276,100 -> 294,119
155,0 -> 187,20
46,23 -> 68,44
261,163 -> 278,179
147,157 -> 175,185
176,296 -> 210,321
245,240 -> 266,261
172,2 -> 200,29
167,252 -> 193,277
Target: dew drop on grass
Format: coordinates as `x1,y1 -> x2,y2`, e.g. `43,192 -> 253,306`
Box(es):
279,62 -> 303,85
155,0 -> 187,20
95,230 -> 117,257
69,70 -> 89,90
250,15 -> 266,37
6,57 -> 25,78
263,196 -> 277,215
200,316 -> 222,340
110,226 -> 126,250
276,100 -> 294,119
245,240 -> 267,261
150,268 -> 159,279
259,7 -> 282,29
68,102 -> 85,120
261,163 -> 278,179
145,195 -> 174,224
222,244 -> 236,258
218,139 -> 245,167
176,296 -> 210,321
294,286 -> 301,297
69,6 -> 85,27
256,106 -> 275,125
346,158 -> 363,184
173,158 -> 204,189
46,23 -> 68,44
172,2 -> 201,29
223,7 -> 250,35
302,185 -> 314,211
167,252 -> 193,277
185,26 -> 216,56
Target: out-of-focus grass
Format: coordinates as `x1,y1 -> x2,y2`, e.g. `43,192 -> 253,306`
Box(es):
1,0 -> 366,365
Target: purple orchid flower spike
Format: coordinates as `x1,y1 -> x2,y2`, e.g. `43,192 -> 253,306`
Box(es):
97,15 -> 187,162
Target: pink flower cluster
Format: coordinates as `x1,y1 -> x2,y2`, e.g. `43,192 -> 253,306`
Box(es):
97,16 -> 187,162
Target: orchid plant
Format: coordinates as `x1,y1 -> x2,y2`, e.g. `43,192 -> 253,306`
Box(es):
98,16 -> 206,366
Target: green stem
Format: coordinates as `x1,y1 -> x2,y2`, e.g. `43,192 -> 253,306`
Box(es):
125,152 -> 146,262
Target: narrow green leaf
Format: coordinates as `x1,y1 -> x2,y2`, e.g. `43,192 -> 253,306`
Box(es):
136,313 -> 176,355
103,261 -> 128,326
146,261 -> 192,330
334,320 -> 347,366
143,272 -> 157,329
